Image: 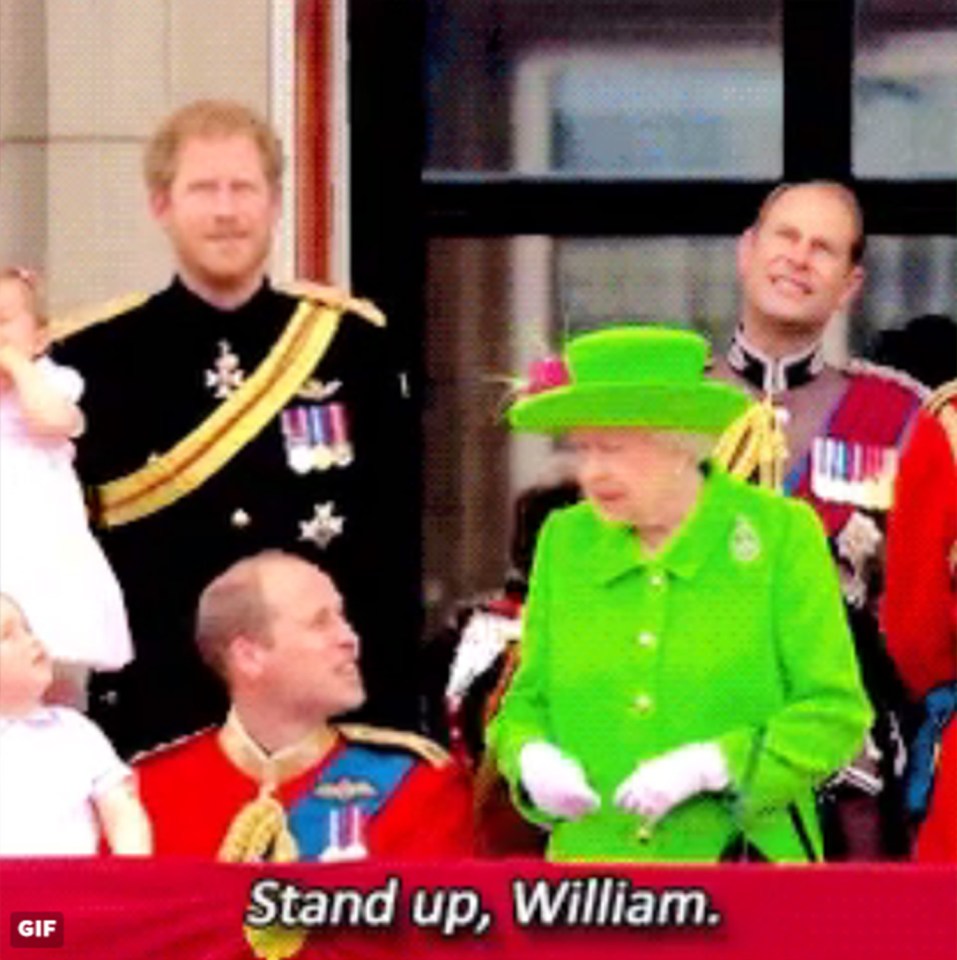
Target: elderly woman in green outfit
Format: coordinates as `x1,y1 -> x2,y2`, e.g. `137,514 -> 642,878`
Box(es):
488,326 -> 872,862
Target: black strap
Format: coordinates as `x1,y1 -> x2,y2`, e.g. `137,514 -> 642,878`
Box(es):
729,731 -> 819,863
788,802 -> 818,863
721,731 -> 765,861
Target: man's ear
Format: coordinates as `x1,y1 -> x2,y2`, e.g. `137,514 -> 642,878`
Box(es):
228,634 -> 268,681
269,185 -> 282,227
149,189 -> 171,224
736,227 -> 756,280
837,264 -> 865,312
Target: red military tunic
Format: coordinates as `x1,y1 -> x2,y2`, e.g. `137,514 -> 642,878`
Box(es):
135,714 -> 474,860
714,333 -> 927,859
883,389 -> 957,863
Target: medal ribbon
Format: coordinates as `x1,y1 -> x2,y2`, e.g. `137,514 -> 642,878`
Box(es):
96,302 -> 342,526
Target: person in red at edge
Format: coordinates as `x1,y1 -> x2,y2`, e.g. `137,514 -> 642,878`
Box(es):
882,382 -> 957,863
135,550 -> 473,861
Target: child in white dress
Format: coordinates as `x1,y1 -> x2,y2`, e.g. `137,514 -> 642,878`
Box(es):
0,593 -> 152,855
0,268 -> 132,708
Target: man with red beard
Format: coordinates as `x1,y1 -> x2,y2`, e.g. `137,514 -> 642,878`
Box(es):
55,101 -> 419,758
712,181 -> 926,859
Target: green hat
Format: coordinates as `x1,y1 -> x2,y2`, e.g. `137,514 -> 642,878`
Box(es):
507,325 -> 751,434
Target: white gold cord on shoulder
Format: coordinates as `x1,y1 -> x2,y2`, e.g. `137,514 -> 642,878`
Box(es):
842,358 -> 930,402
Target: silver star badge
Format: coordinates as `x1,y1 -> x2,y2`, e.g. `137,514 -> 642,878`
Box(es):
299,501 -> 345,549
205,340 -> 245,399
730,514 -> 761,564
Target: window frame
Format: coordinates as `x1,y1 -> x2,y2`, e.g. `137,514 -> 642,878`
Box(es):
418,0 -> 955,238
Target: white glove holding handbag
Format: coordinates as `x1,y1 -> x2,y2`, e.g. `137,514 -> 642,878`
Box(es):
519,741 -> 601,820
614,742 -> 730,823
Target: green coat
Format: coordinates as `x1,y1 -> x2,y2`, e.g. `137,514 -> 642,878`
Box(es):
488,466 -> 872,862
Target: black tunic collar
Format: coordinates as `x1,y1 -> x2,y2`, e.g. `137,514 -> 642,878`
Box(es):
726,327 -> 825,394
167,275 -> 274,323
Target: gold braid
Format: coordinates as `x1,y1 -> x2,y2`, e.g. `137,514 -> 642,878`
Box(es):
218,790 -> 298,863
713,398 -> 789,490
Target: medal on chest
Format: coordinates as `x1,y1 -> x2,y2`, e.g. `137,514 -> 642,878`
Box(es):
313,779 -> 374,863
835,510 -> 884,609
204,340 -> 245,399
281,401 -> 354,474
811,438 -> 898,510
299,501 -> 345,549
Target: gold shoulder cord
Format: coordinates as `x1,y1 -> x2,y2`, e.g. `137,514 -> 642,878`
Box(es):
713,399 -> 789,491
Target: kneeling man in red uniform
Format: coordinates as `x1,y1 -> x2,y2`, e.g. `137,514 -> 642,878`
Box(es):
136,551 -> 474,861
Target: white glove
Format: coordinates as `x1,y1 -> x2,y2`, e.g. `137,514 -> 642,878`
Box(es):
519,741 -> 601,820
614,742 -> 730,823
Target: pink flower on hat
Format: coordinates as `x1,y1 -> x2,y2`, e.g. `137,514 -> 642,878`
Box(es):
524,355 -> 569,395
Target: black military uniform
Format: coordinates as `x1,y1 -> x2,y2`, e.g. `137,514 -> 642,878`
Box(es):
56,278 -> 419,757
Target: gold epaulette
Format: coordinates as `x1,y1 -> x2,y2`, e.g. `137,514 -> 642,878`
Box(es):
336,723 -> 451,768
925,379 -> 957,416
50,293 -> 150,342
128,726 -> 216,766
277,279 -> 385,328
843,358 -> 930,402
925,379 -> 957,463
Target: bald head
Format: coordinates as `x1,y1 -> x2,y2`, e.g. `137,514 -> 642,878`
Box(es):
195,551 -> 364,734
195,550 -> 310,682
754,181 -> 865,265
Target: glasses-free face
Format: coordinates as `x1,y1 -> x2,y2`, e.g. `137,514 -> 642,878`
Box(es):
568,427 -> 697,530
0,596 -> 52,714
738,184 -> 864,336
150,134 -> 280,299
0,277 -> 45,360
251,564 -> 365,722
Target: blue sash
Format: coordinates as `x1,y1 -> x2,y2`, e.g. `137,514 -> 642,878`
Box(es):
286,743 -> 415,859
903,683 -> 957,821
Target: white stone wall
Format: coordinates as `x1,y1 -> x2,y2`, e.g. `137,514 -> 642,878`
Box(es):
0,0 -> 273,313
